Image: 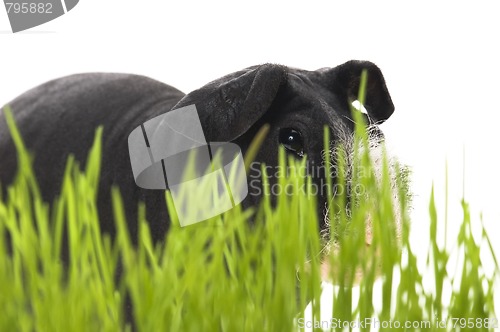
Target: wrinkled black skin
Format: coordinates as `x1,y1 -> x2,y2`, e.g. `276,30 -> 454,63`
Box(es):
0,60 -> 394,242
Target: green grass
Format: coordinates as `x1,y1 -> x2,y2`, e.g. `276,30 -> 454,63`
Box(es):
0,88 -> 498,330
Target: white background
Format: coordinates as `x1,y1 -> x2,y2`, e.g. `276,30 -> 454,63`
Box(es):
1,0 -> 499,324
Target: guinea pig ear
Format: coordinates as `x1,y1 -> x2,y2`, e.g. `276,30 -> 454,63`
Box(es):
172,64 -> 287,141
328,60 -> 395,124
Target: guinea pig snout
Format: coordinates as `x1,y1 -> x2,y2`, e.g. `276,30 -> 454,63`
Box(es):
318,126 -> 406,283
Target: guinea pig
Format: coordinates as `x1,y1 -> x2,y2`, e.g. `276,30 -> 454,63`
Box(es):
0,60 -> 396,245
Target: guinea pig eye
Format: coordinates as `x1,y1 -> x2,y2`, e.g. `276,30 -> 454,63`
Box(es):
279,128 -> 304,157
